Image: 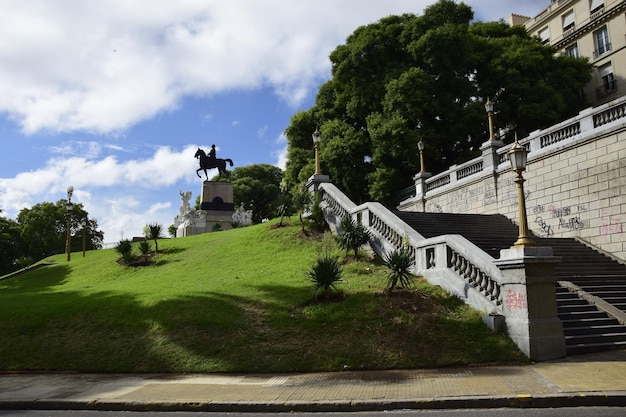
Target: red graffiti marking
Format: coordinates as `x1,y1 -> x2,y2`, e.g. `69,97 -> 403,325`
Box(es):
505,289 -> 527,310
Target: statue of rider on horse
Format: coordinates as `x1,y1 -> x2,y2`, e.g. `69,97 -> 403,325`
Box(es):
194,145 -> 234,181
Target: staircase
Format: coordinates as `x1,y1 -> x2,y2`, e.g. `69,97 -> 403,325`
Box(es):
393,211 -> 626,355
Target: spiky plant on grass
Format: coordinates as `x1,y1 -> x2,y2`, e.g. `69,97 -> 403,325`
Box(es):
145,223 -> 163,252
307,255 -> 343,300
337,214 -> 371,259
137,240 -> 152,263
292,185 -> 312,232
114,239 -> 133,265
383,247 -> 415,292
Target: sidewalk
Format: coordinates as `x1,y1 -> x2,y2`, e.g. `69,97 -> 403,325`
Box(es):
1,350 -> 626,412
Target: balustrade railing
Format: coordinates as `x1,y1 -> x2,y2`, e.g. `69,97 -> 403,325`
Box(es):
448,246 -> 502,306
415,96 -> 626,196
539,122 -> 580,148
318,181 -> 503,313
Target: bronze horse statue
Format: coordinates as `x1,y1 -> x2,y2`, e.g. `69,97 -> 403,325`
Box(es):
194,148 -> 234,181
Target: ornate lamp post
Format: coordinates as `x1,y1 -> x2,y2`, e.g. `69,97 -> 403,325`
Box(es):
312,128 -> 322,175
81,218 -> 87,257
508,135 -> 535,248
66,186 -> 74,261
418,139 -> 426,173
485,98 -> 495,141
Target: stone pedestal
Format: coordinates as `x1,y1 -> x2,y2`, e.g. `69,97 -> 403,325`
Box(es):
480,139 -> 504,172
306,173 -> 331,194
200,181 -> 235,232
494,246 -> 565,361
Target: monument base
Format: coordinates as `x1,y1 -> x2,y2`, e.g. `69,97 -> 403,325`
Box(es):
174,181 -> 236,237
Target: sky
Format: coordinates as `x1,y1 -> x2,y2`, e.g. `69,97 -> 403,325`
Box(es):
0,0 -> 549,247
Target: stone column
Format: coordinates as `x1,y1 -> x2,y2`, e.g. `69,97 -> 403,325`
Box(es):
480,139 -> 504,172
413,171 -> 432,212
306,173 -> 331,195
494,246 -> 566,361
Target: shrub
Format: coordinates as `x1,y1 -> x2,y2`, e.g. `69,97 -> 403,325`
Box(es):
292,185 -> 313,232
309,194 -> 328,232
114,239 -> 134,265
145,223 -> 163,252
307,255 -> 343,300
337,214 -> 371,259
137,240 -> 152,263
383,247 -> 415,292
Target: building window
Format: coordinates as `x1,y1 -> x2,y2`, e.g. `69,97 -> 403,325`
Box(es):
566,43 -> 579,58
538,27 -> 550,44
593,26 -> 611,58
562,10 -> 575,32
590,0 -> 605,14
597,63 -> 617,97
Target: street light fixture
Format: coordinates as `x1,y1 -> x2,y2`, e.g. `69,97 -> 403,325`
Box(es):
312,128 -> 321,175
485,98 -> 495,141
66,186 -> 74,261
418,139 -> 425,173
81,218 -> 87,257
508,134 -> 535,248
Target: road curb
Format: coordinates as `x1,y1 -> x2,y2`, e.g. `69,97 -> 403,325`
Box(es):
2,393 -> 626,413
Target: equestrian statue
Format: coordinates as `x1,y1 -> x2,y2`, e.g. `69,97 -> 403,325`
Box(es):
194,145 -> 234,181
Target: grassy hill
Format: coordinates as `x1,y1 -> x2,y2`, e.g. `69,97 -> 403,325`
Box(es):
0,219 -> 527,373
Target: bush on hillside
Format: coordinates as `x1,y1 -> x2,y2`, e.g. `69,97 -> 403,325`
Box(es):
337,214 -> 371,259
383,247 -> 415,292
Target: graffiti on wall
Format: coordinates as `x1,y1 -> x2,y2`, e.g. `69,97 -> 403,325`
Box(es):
601,208 -> 624,235
533,204 -> 588,237
505,289 -> 527,311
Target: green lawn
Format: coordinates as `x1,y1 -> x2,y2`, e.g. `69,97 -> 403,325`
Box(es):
0,219 -> 527,373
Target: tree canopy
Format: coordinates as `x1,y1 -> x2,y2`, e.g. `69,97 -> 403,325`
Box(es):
228,164 -> 284,224
14,200 -> 103,262
284,0 -> 592,205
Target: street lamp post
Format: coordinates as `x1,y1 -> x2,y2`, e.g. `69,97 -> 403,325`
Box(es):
485,98 -> 495,141
66,186 -> 74,261
418,139 -> 425,173
312,128 -> 322,175
508,135 -> 535,248
81,218 -> 87,257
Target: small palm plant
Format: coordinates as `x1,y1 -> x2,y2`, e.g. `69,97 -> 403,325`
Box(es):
307,255 -> 343,300
292,185 -> 313,232
114,239 -> 134,265
137,240 -> 152,263
383,247 -> 415,292
145,223 -> 163,252
337,214 -> 371,259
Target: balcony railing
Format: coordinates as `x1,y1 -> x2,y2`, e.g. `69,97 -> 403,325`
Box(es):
593,43 -> 612,59
597,79 -> 618,98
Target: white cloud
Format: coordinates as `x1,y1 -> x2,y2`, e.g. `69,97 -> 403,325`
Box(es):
273,133 -> 288,170
0,0 -> 551,244
3,0 -> 493,136
0,144 -> 204,241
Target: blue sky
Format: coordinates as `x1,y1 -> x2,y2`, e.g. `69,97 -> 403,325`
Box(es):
0,0 -> 548,245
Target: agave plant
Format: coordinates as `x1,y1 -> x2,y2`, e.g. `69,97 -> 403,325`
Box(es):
383,247 -> 415,292
337,214 -> 371,259
307,255 -> 343,299
114,239 -> 134,265
137,240 -> 152,263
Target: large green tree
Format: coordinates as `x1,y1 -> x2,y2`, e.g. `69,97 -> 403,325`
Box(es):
228,164 -> 284,224
0,217 -> 26,275
16,200 -> 104,260
284,0 -> 592,205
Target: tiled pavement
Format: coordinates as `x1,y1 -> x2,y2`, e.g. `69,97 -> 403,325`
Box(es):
1,350 -> 626,412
